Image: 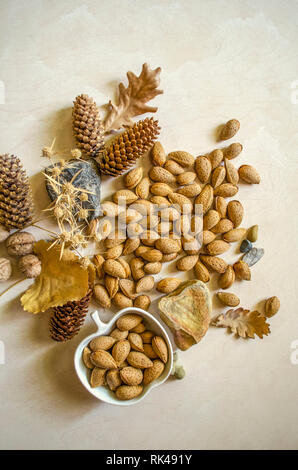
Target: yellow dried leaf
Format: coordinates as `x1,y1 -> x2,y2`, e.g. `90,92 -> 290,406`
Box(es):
211,308 -> 270,339
21,240 -> 89,314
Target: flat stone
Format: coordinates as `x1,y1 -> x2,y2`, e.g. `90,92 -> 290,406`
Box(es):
45,159 -> 101,220
240,239 -> 252,253
242,247 -> 264,267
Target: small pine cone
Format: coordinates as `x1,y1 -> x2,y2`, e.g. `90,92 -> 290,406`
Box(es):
99,117 -> 160,176
49,289 -> 92,342
72,94 -> 104,157
0,154 -> 34,231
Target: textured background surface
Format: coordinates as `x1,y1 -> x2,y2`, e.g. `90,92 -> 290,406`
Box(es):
0,0 -> 298,450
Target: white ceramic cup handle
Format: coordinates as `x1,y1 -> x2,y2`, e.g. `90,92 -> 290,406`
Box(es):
91,310 -> 107,334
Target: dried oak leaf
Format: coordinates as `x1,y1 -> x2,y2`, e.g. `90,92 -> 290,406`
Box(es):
21,240 -> 89,314
103,62 -> 163,132
211,308 -> 270,339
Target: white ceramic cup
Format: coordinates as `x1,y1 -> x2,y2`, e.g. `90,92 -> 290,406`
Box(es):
74,307 -> 174,406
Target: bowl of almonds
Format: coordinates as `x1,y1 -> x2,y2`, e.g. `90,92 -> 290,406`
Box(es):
74,308 -> 173,405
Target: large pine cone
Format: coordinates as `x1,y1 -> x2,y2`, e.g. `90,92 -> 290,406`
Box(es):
0,154 -> 34,230
49,289 -> 92,342
72,94 -> 104,157
99,117 -> 160,176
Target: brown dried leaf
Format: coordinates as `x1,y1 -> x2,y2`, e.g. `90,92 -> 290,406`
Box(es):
21,240 -> 89,314
104,63 -> 163,132
211,308 -> 270,339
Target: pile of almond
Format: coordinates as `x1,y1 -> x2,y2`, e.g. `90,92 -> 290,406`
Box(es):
82,314 -> 169,400
91,119 -> 261,309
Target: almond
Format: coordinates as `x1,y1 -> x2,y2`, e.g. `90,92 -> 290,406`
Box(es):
220,119 -> 240,140
135,246 -> 151,257
101,201 -> 123,218
157,221 -> 172,236
105,229 -> 126,248
181,235 -> 201,255
202,230 -> 216,245
130,258 -> 145,281
161,252 -> 178,262
103,259 -> 127,278
120,367 -> 143,386
159,207 -> 180,222
136,275 -> 155,293
141,330 -> 155,343
176,172 -> 196,185
203,210 -> 220,230
118,208 -> 142,225
238,165 -> 261,184
110,328 -> 129,341
130,322 -> 146,333
194,260 -> 210,283
130,199 -> 155,215
140,248 -> 162,262
124,167 -> 143,189
217,292 -> 240,307
195,184 -> 213,214
150,195 -> 170,208
115,385 -> 143,400
219,265 -> 235,289
215,196 -> 227,218
144,261 -> 162,274
149,166 -> 176,184
176,254 -> 199,271
119,279 -> 136,299
140,214 -> 159,230
128,333 -> 144,352
233,260 -> 251,280
209,149 -> 223,169
168,193 -> 193,214
127,222 -> 144,238
113,292 -> 133,308
211,218 -> 234,234
112,340 -> 131,365
96,219 -> 112,241
177,183 -> 202,198
211,166 -> 226,188
227,200 -> 244,227
156,277 -> 182,293
168,151 -> 195,167
134,295 -> 151,310
190,215 -> 203,235
90,350 -> 117,369
151,336 -> 168,363
123,237 -> 140,255
105,244 -> 124,260
225,158 -> 239,185
127,351 -> 153,369
90,336 -> 116,351
135,177 -> 150,199
93,254 -> 105,279
83,346 -> 94,369
214,183 -> 238,198
195,156 -> 212,183
141,230 -> 160,246
223,228 -> 247,242
151,141 -> 166,166
106,369 -> 122,391
104,275 -> 119,299
164,160 -> 184,175
151,182 -> 173,197
93,284 -> 111,308
224,142 -> 243,160
265,296 -> 280,318
206,240 -> 230,255
200,254 -> 228,273
117,314 -> 143,331
90,368 -> 107,388
155,238 -> 180,254
143,343 -> 158,359
174,215 -> 191,236
112,189 -> 138,205
118,258 -> 131,278
143,359 -> 165,385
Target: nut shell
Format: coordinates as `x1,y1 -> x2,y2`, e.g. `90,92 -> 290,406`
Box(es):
6,231 -> 35,256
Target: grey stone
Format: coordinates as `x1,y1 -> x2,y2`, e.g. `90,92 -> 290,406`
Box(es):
240,239 -> 252,253
242,247 -> 264,267
45,159 -> 101,220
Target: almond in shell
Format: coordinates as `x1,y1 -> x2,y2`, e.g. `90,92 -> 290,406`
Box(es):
211,218 -> 234,234
90,350 -> 117,369
115,385 -> 143,400
238,165 -> 260,184
214,183 -> 238,198
164,160 -> 185,175
220,119 -> 240,140
167,151 -> 195,167
223,228 -> 246,242
200,254 -> 228,273
143,359 -> 165,385
136,275 -> 155,293
227,200 -> 244,227
127,351 -> 153,369
203,210 -> 220,230
218,265 -> 235,289
143,343 -> 158,359
224,142 -> 243,160
211,166 -> 226,188
202,230 -> 216,245
215,196 -> 227,218
130,322 -> 146,334
135,177 -> 150,199
105,230 -> 126,248
110,328 -> 129,341
206,240 -> 230,255
103,259 -> 127,278
265,296 -> 280,318
177,183 -> 201,198
106,369 -> 122,391
141,330 -> 155,343
149,166 -> 176,184
105,275 -> 119,298
120,366 -> 143,386
233,260 -> 251,280
151,141 -> 166,166
151,183 -> 173,197
156,277 -> 182,293
209,149 -> 223,169
101,201 -> 123,218
176,172 -> 196,185
117,314 -> 143,331
112,340 -> 131,365
176,254 -> 199,271
194,260 -> 210,283
128,333 -> 144,352
104,244 -> 123,260
113,292 -> 133,308
119,279 -> 136,299
225,158 -> 239,185
195,184 -> 213,214
134,295 -> 151,310
130,258 -> 145,281
195,156 -> 212,183
140,248 -> 162,262
144,261 -> 162,274
155,238 -> 180,254
152,336 -> 168,363
123,237 -> 140,255
89,336 -> 116,351
217,292 -> 240,307
124,167 -> 143,189
93,284 -> 111,309
90,368 -> 107,388
83,346 -> 94,369
168,193 -> 193,214
112,189 -> 138,205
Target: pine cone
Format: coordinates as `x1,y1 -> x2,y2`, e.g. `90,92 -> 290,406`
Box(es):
99,117 -> 160,176
0,154 -> 34,231
72,94 -> 104,157
49,289 -> 92,342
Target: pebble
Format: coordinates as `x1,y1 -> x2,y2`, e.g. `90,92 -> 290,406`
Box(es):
242,247 -> 264,267
240,239 -> 252,253
247,224 -> 258,242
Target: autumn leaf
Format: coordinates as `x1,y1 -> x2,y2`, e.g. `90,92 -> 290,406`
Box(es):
103,63 -> 163,132
21,240 -> 89,314
211,308 -> 270,339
